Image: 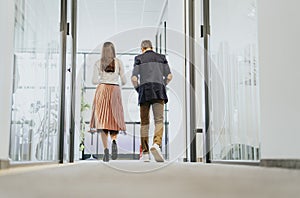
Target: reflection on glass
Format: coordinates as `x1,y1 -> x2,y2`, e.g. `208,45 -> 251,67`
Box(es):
209,0 -> 260,161
10,0 -> 61,161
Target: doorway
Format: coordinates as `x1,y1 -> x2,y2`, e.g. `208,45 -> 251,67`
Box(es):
75,0 -> 170,161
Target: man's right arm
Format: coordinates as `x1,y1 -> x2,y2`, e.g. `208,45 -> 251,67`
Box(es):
165,73 -> 173,85
131,76 -> 138,88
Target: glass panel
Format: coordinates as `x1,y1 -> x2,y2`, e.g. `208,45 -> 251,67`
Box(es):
10,0 -> 61,161
209,0 -> 260,161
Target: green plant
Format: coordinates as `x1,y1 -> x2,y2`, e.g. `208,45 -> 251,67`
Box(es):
79,85 -> 90,151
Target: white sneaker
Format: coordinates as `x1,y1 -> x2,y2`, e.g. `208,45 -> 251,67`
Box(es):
140,153 -> 150,162
150,144 -> 164,162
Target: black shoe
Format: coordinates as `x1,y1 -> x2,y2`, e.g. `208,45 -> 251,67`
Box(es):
103,148 -> 109,162
111,140 -> 118,160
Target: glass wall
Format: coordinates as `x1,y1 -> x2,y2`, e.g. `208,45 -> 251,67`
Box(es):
10,0 -> 61,161
208,0 -> 260,161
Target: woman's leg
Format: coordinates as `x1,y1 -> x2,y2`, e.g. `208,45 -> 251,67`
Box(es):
110,131 -> 118,140
110,130 -> 118,160
100,129 -> 109,149
100,129 -> 109,162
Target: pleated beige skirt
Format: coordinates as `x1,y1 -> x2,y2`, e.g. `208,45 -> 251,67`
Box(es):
90,84 -> 126,131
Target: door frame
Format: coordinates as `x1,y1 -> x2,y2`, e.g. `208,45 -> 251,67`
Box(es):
202,0 -> 211,163
59,0 -> 77,163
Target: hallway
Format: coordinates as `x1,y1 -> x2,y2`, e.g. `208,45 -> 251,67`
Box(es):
1,162 -> 300,198
1,2 -> 300,198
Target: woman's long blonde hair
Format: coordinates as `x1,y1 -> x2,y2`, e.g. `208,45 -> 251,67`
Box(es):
100,42 -> 116,72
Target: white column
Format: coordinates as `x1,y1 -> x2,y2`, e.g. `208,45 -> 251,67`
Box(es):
258,0 -> 300,160
0,0 -> 14,167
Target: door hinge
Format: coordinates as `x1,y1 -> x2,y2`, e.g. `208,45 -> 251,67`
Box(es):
67,23 -> 70,35
201,25 -> 211,37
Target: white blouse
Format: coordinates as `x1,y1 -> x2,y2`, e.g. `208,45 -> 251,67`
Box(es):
92,58 -> 126,86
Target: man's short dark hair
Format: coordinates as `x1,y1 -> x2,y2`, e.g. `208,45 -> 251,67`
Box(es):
141,40 -> 153,49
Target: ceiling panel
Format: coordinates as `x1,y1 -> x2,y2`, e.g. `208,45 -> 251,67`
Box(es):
78,0 -> 166,50
118,13 -> 141,25
142,12 -> 160,26
84,0 -> 114,13
116,0 -> 144,14
144,0 -> 165,12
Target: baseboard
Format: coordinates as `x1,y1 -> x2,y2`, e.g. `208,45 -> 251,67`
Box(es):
212,160 -> 259,166
9,161 -> 59,168
0,159 -> 10,169
82,154 -> 140,160
260,159 -> 300,169
182,158 -> 202,162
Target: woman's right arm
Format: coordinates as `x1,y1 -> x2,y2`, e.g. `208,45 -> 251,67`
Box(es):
92,61 -> 100,85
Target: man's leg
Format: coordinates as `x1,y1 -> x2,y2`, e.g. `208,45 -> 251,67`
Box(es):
150,100 -> 165,162
152,100 -> 164,147
140,102 -> 150,154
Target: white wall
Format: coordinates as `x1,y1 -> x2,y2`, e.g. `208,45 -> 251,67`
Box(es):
258,0 -> 300,159
167,0 -> 186,161
0,0 -> 15,161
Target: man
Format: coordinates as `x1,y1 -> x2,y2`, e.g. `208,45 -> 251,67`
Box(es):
131,40 -> 172,162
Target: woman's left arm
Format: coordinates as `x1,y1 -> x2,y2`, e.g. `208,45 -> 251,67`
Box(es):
118,59 -> 127,85
92,61 -> 101,85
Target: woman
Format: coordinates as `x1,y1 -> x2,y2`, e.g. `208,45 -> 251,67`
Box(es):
90,42 -> 126,162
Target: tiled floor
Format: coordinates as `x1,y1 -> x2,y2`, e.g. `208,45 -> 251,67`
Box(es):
1,161 -> 300,198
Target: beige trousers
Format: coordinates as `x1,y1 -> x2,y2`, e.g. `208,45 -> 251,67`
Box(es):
140,100 -> 164,154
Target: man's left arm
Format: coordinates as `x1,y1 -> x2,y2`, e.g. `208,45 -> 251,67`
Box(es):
163,56 -> 173,85
131,57 -> 140,90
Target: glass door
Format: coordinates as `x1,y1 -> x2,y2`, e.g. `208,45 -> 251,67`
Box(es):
10,0 -> 62,162
203,0 -> 260,162
10,0 -> 77,163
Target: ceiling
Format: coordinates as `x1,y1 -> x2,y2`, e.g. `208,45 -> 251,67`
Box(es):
78,0 -> 167,51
